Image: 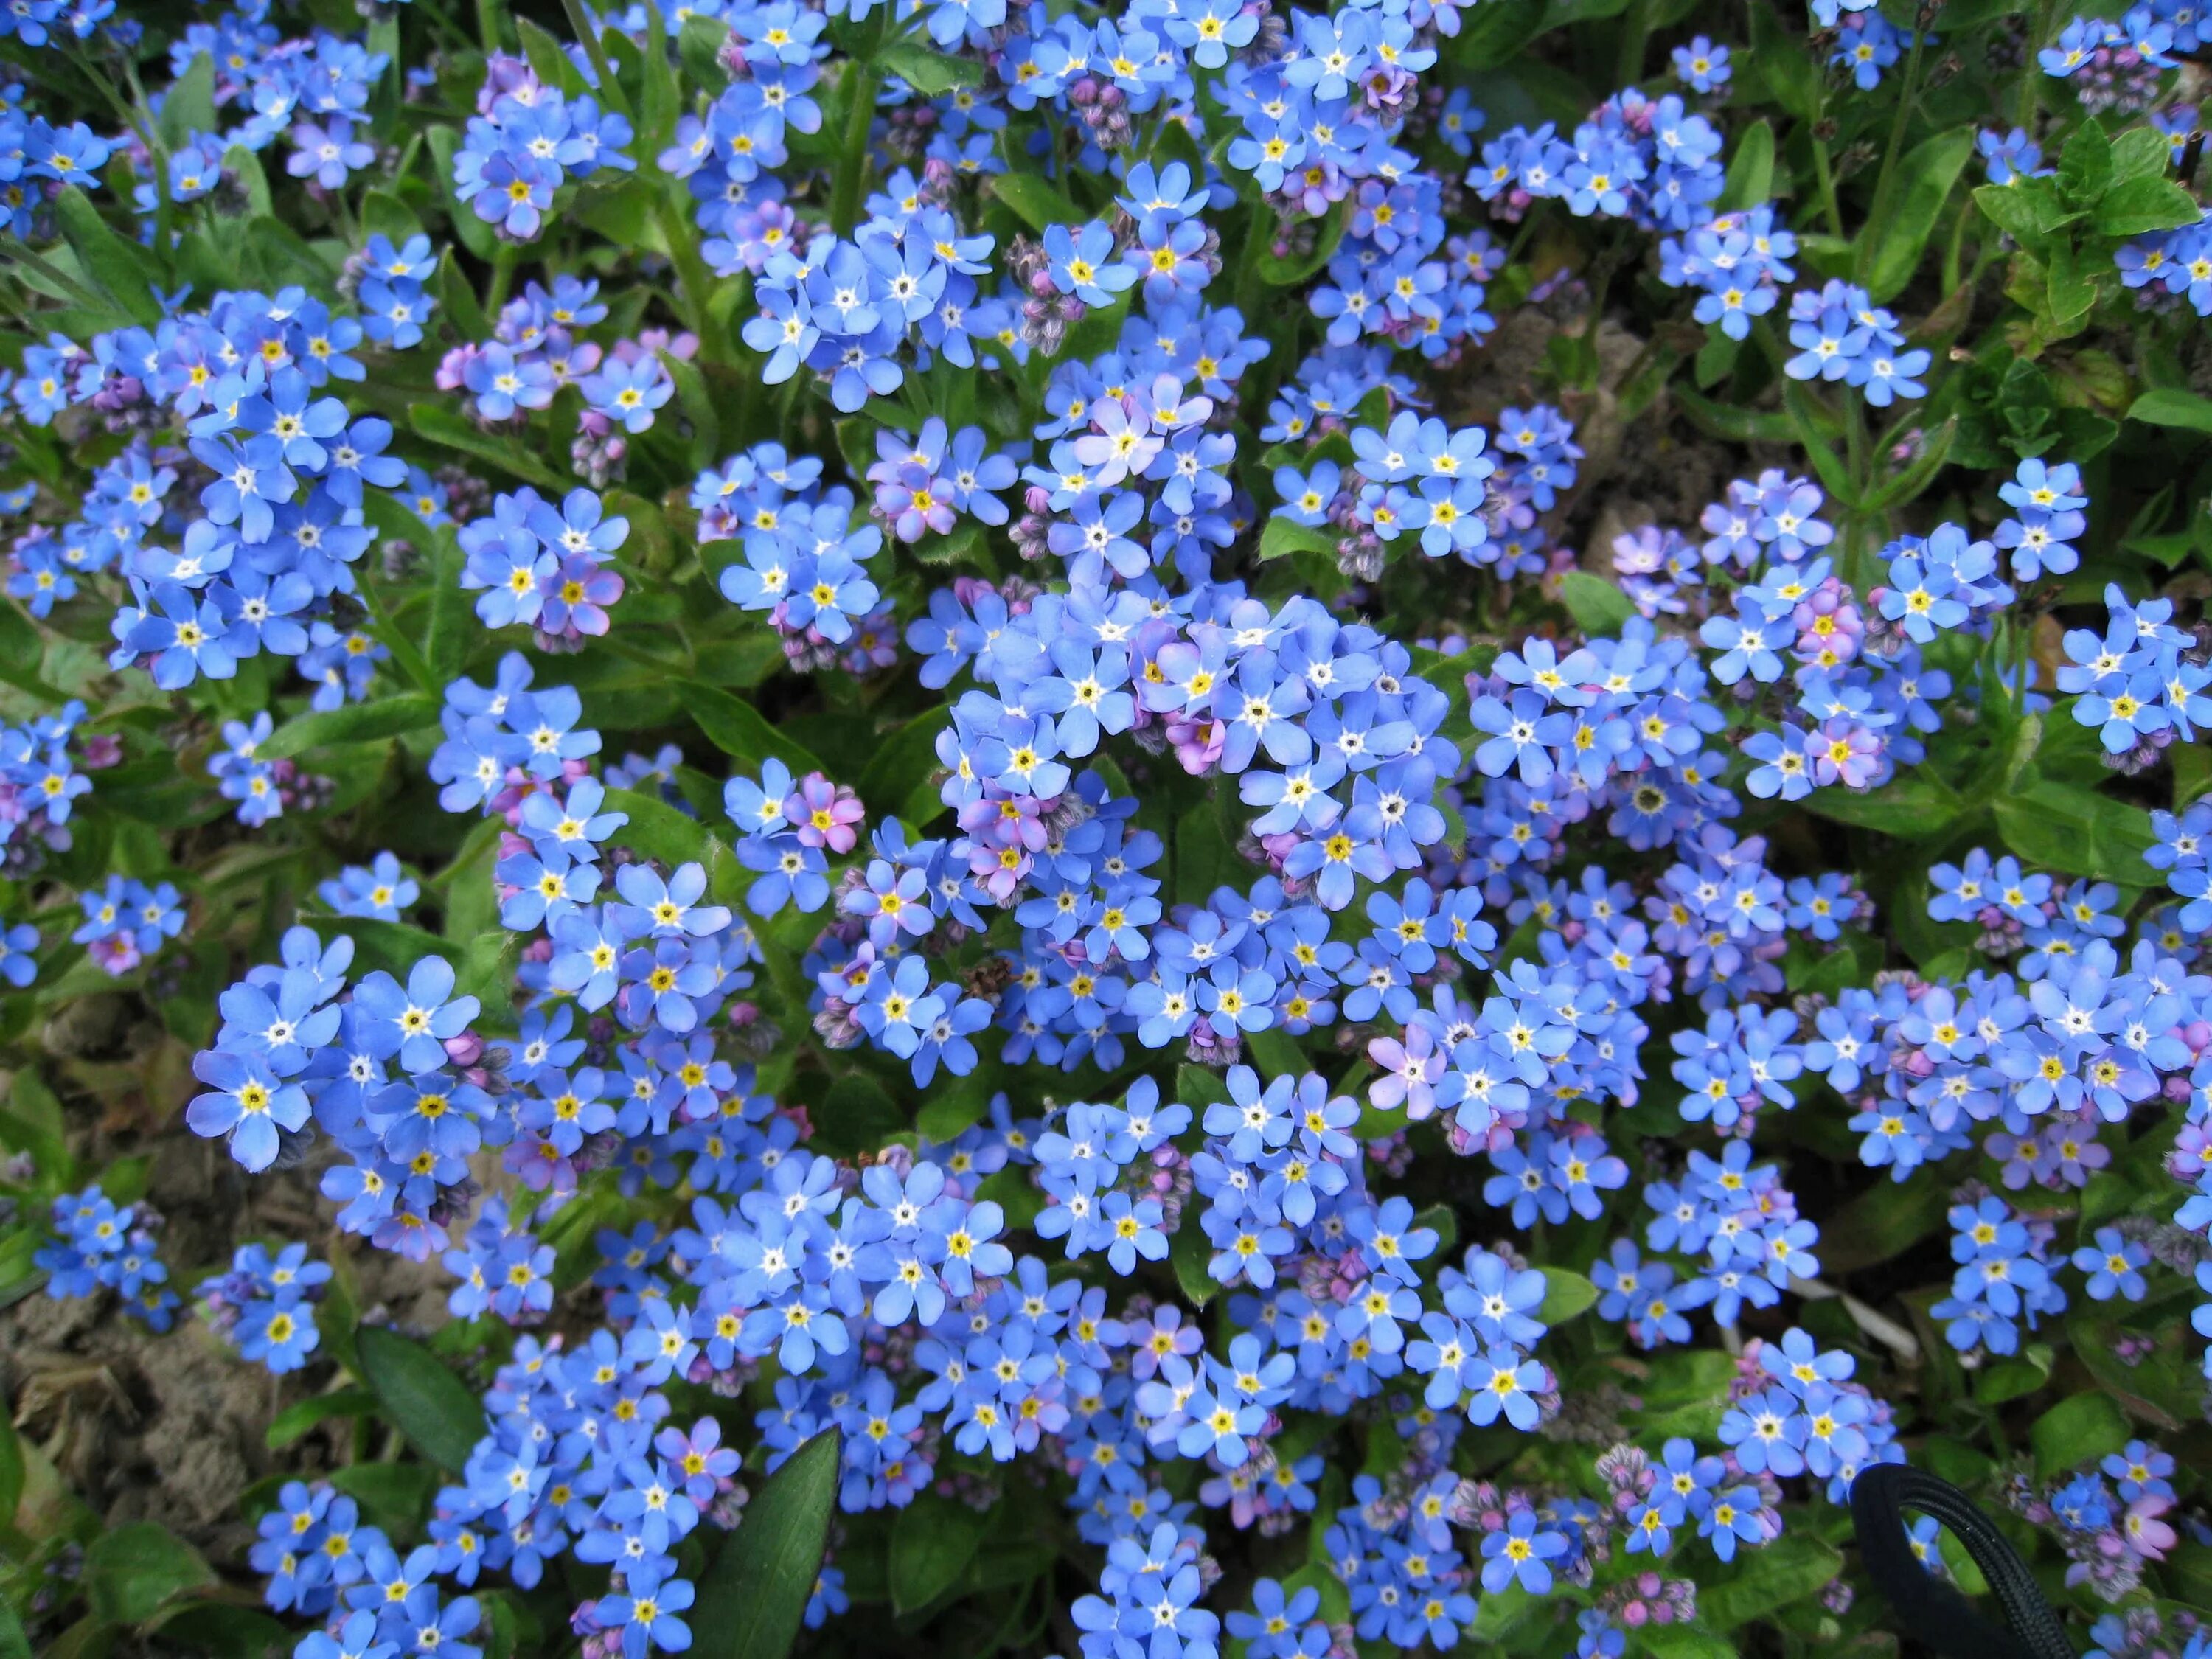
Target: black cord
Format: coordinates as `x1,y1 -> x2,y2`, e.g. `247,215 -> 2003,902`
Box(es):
1850,1464 -> 2075,1659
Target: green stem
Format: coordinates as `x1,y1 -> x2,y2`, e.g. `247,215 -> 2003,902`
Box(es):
829,58 -> 882,237
653,189 -> 717,355
63,41 -> 139,136
2019,0 -> 2059,130
474,0 -> 507,53
1616,0 -> 1652,88
1231,200 -> 1273,318
1808,133 -> 1846,239
119,58 -> 173,260
1941,194 -> 1971,295
1843,395 -> 1870,496
1856,25 -> 1930,282
1748,314 -> 1789,376
357,566 -> 437,695
485,242 -> 520,314
415,0 -> 476,51
1,237 -> 110,310
559,0 -> 630,117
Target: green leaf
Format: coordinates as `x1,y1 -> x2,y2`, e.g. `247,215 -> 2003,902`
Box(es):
1863,417 -> 1958,512
1468,1579 -> 1538,1641
337,919 -> 456,982
1171,1216 -> 1218,1305
258,692 -> 440,760
2108,125 -> 2173,187
1818,1172 -> 1950,1273
813,1074 -> 903,1158
1866,129 -> 1974,302
889,1495 -> 987,1613
438,246 -> 491,341
915,1067 -> 996,1143
1175,797 -> 1239,906
1719,119 -> 1773,213
82,1523 -> 215,1625
361,189 -> 423,248
1245,1027 -> 1305,1078
1801,772 -> 1961,838
2050,238 -> 2101,326
2030,1390 -> 2130,1478
426,125 -> 499,261
989,172 -> 1080,232
682,681 -> 827,774
653,350 -> 719,472
602,787 -> 715,867
2096,174 -> 2202,237
1175,1064 -> 1234,1113
1259,516 -> 1338,561
1537,1267 -> 1598,1324
0,1413 -> 21,1533
1698,1533 -> 1844,1631
678,15 -> 734,88
1637,1626 -> 1737,1659
1781,381 -> 1856,505
327,1461 -> 437,1537
877,40 -> 981,94
0,599 -> 60,700
1746,2 -> 1818,121
1256,201 -> 1349,286
53,187 -> 163,326
145,1604 -> 291,1659
157,54 -> 219,151
354,1324 -> 488,1471
1672,385 -> 1794,445
455,930 -> 518,1016
408,404 -> 563,488
516,16 -> 591,96
1972,178 -> 2073,245
856,707 -> 950,826
691,1431 -> 841,1659
640,1 -> 678,150
1557,571 -> 1634,636
265,1386 -> 380,1450
2127,387 -> 2212,435
1990,779 -> 2156,883
1694,329 -> 1740,389
439,815 -> 507,945
1975,1343 -> 2052,1403
2056,117 -> 2112,209
0,1066 -> 69,1183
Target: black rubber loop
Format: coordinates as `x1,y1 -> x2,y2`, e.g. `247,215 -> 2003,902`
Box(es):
1850,1463 -> 2074,1659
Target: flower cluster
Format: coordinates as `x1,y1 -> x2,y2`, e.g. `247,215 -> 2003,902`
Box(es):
2060,583 -> 2212,768
458,484 -> 630,648
428,653 -> 604,816
2116,209 -> 2212,317
2005,1440 -> 2183,1601
44,293 -> 415,712
1930,1192 -> 2070,1357
349,234 -> 441,352
452,71 -> 634,243
72,871 -> 184,975
33,1183 -> 177,1328
249,1475 -> 480,1659
712,442 -> 891,664
199,1241 -> 332,1374
0,698 -> 108,875
9,2 -> 2212,1658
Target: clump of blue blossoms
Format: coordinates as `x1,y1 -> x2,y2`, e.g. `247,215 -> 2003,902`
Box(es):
4,0 -> 2212,1658
33,1183 -> 177,1329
